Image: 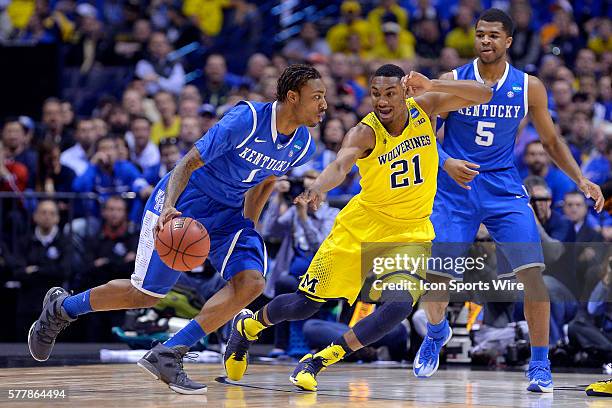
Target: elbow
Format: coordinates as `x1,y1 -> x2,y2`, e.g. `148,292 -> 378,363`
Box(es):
481,86 -> 493,104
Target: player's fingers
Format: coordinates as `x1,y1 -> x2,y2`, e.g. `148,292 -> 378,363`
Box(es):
461,167 -> 479,176
457,181 -> 471,190
463,161 -> 480,169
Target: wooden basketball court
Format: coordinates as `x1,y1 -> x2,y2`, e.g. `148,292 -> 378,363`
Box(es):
0,362 -> 608,407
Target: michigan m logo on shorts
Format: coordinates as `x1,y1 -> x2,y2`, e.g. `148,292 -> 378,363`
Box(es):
299,273 -> 319,294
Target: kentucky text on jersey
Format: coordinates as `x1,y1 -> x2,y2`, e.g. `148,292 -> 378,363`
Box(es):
456,104 -> 522,118
237,147 -> 291,172
377,135 -> 432,165
442,60 -> 529,171
192,100 -> 315,207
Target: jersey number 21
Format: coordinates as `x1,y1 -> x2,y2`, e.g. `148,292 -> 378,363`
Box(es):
390,155 -> 424,188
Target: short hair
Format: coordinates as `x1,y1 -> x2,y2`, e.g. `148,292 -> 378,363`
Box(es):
524,139 -> 543,154
130,115 -> 151,126
94,135 -> 117,151
564,190 -> 584,201
2,117 -> 26,133
159,137 -> 179,152
524,175 -> 551,195
373,64 -> 405,80
476,8 -> 514,36
104,195 -> 126,209
276,64 -> 322,102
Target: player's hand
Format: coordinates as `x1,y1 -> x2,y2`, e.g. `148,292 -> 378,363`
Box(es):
294,188 -> 323,211
578,178 -> 604,213
154,206 -> 182,238
401,71 -> 432,97
443,158 -> 480,190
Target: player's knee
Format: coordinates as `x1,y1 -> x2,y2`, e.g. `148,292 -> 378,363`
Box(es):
127,286 -> 160,308
232,270 -> 265,299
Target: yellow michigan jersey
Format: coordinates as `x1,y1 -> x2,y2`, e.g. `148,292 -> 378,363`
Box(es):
299,98 -> 438,305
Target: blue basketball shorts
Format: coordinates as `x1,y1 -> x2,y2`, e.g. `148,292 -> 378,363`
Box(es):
430,169 -> 544,280
130,173 -> 267,298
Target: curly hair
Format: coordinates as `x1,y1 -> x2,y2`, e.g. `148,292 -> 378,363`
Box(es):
276,64 -> 322,102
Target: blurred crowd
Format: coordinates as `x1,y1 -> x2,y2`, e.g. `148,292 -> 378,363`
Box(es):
0,0 -> 611,364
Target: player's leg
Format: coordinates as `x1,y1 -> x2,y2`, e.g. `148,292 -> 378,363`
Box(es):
28,206 -> 176,362
480,173 -> 551,392
291,270 -> 421,391
414,182 -> 479,377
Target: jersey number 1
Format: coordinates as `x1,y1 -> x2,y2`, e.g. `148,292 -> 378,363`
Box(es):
475,121 -> 495,146
390,155 -> 424,189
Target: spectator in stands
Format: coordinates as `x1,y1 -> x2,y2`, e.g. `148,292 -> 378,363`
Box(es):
414,18 -> 443,63
180,85 -> 203,105
260,171 -> 339,356
574,48 -> 598,78
567,110 -> 595,162
551,79 -> 574,123
546,8 -> 584,68
122,89 -> 147,120
14,200 -> 69,337
127,116 -> 160,170
35,141 -> 76,195
60,119 -> 98,177
445,5 -> 476,59
509,4 -> 540,72
525,176 -> 578,344
522,140 -> 575,207
112,18 -> 150,65
72,196 -> 138,341
214,0 -> 262,74
64,3 -> 112,73
143,138 -> 182,190
0,140 -> 28,194
581,125 -> 610,186
326,1 -> 373,54
178,115 -> 203,155
600,76 -> 612,122
198,54 -> 232,108
60,101 -> 76,137
368,0 -> 408,45
282,22 -> 331,63
72,136 -> 147,211
179,99 -> 200,117
2,118 -> 37,187
368,21 -> 415,60
587,18 -> 611,56
243,53 -> 270,88
329,53 -> 366,107
182,0 -> 226,38
135,31 -> 185,96
37,97 -> 72,151
438,47 -> 462,77
151,91 -> 181,144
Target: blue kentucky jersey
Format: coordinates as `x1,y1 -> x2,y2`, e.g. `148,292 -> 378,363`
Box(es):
443,60 -> 529,171
191,101 -> 315,207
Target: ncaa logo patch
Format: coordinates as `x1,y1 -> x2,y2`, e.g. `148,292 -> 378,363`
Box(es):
293,139 -> 304,150
410,108 -> 420,119
512,84 -> 522,93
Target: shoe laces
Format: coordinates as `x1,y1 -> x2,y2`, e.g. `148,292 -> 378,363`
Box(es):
174,351 -> 198,383
526,361 -> 550,380
419,336 -> 437,364
304,356 -> 326,377
38,304 -> 71,344
228,319 -> 252,361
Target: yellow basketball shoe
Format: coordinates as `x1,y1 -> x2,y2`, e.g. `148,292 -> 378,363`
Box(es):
223,309 -> 258,381
586,378 -> 612,397
290,344 -> 346,391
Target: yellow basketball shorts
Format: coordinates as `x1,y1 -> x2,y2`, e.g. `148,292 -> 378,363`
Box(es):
298,199 -> 434,305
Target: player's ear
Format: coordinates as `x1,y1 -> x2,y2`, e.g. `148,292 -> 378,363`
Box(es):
505,35 -> 513,50
286,90 -> 299,104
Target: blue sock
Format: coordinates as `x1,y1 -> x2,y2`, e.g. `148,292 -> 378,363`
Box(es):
427,318 -> 449,340
62,290 -> 93,318
164,320 -> 207,348
531,346 -> 549,362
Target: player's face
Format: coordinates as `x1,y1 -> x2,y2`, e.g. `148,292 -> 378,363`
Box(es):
297,78 -> 327,127
475,21 -> 512,64
370,77 -> 405,125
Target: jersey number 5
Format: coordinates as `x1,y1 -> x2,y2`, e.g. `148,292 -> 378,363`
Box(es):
390,155 -> 424,189
475,121 -> 495,146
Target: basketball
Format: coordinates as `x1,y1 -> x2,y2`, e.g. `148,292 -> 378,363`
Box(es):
155,217 -> 210,271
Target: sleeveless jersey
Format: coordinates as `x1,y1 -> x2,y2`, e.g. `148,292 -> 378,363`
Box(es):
192,101 -> 315,207
443,60 -> 529,171
357,98 -> 438,221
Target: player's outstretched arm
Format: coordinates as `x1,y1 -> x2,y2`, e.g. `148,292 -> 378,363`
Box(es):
528,76 -> 604,212
244,175 -> 277,225
154,147 -> 204,236
295,124 -> 375,210
405,71 -> 492,117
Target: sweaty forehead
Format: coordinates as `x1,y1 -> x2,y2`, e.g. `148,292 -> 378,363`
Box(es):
371,76 -> 401,90
475,20 -> 506,35
302,78 -> 326,94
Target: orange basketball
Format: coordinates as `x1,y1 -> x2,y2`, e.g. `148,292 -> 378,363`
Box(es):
155,217 -> 210,271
